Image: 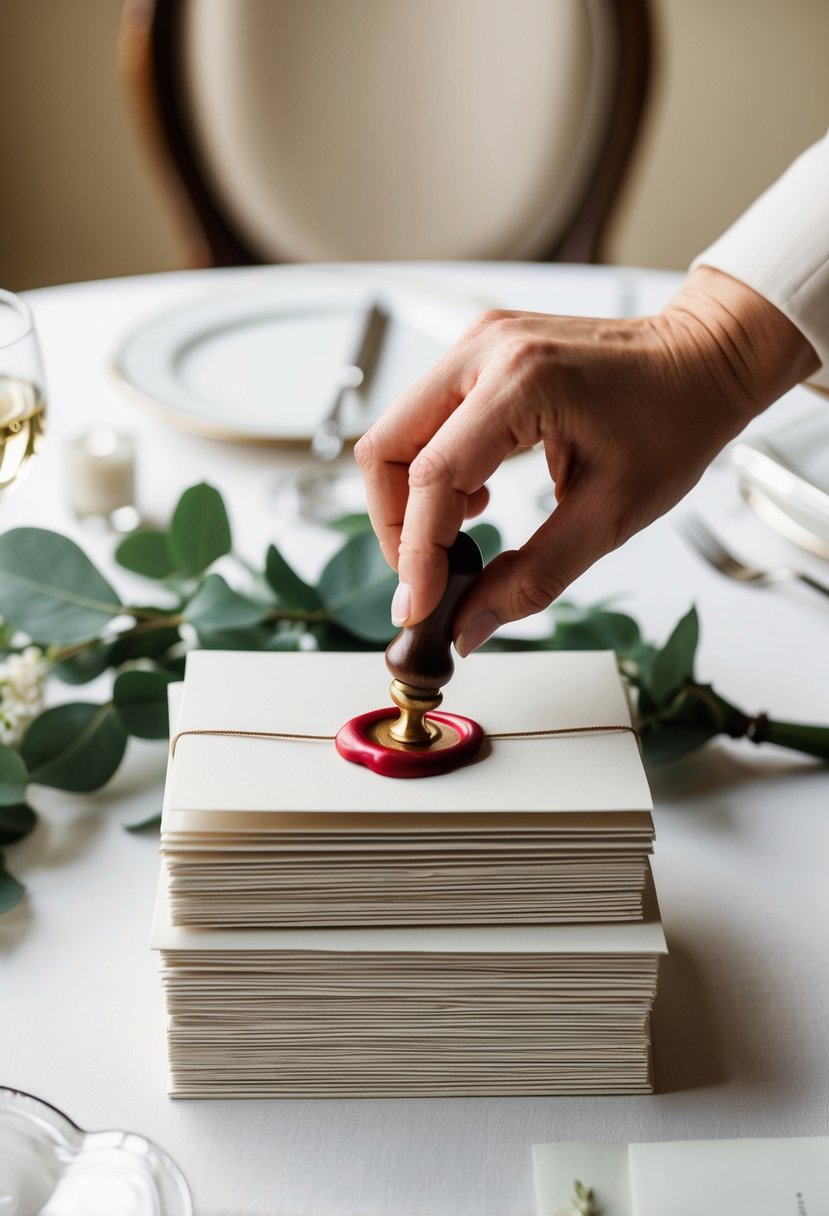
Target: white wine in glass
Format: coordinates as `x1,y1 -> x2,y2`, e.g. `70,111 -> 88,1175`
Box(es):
0,288 -> 46,497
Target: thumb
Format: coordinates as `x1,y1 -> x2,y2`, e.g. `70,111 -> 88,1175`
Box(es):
455,485 -> 615,655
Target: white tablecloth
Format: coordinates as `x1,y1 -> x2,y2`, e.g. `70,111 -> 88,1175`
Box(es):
2,264 -> 828,1215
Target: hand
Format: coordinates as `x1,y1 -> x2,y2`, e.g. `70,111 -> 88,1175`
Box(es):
355,267 -> 818,654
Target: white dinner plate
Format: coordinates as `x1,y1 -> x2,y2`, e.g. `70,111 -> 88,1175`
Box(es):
115,267 -> 491,444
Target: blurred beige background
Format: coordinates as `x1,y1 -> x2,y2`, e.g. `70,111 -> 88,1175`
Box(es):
1,0 -> 828,291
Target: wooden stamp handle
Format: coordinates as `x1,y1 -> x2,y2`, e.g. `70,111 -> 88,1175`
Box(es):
385,532 -> 483,690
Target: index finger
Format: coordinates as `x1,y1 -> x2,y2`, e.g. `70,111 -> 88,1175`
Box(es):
395,375 -> 522,623
355,346 -> 472,571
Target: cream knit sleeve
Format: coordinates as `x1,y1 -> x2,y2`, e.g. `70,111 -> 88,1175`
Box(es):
691,129 -> 829,390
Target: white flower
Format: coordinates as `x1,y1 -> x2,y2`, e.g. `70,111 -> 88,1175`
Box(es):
0,646 -> 50,748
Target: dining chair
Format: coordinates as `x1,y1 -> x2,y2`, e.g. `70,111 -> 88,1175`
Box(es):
120,0 -> 651,268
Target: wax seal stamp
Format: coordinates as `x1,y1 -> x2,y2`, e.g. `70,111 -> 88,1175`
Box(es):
336,532 -> 485,777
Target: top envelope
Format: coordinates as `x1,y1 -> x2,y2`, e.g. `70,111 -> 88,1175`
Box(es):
165,650 -> 653,825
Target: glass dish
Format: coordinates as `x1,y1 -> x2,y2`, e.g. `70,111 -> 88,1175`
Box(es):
732,404 -> 829,559
0,1088 -> 192,1216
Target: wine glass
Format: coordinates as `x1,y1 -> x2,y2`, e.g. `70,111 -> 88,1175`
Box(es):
0,288 -> 46,498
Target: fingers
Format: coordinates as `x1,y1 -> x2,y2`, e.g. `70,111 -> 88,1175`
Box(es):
463,485 -> 490,519
355,347 -> 472,571
394,376 -> 525,623
454,480 -> 616,655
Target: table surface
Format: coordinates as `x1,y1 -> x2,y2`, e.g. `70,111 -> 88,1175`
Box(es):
2,263 -> 828,1216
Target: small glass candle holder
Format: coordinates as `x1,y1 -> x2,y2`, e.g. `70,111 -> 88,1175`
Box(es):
65,426 -> 140,532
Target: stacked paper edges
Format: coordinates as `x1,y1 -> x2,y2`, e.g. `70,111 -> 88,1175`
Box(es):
152,650 -> 667,1097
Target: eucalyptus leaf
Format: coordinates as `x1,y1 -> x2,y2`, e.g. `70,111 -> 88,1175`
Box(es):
111,623 -> 181,666
480,634 -> 554,652
466,522 -> 501,564
21,702 -> 128,792
648,606 -> 699,707
326,513 -> 373,538
115,530 -> 177,580
265,631 -> 306,651
161,655 -> 187,679
0,743 -> 28,807
196,625 -> 274,651
0,528 -> 122,644
552,610 -> 642,656
549,598 -> 618,625
622,641 -> 660,672
54,643 -> 115,685
642,722 -> 718,765
114,669 -> 174,739
0,802 -> 36,846
168,483 -> 232,577
318,530 -> 398,643
184,574 -> 269,630
265,545 -> 323,612
0,858 -> 24,914
309,621 -> 387,651
124,810 -> 162,832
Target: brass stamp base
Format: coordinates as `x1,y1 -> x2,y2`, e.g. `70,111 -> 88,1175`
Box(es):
367,716 -> 461,753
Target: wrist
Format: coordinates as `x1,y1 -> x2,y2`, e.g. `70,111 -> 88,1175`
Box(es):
662,265 -> 820,426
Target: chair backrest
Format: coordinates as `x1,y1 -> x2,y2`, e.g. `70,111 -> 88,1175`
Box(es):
121,0 -> 650,267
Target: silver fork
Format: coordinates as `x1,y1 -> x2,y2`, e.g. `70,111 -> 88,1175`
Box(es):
680,513 -> 829,599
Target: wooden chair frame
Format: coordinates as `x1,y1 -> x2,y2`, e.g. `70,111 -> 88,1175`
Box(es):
120,0 -> 651,268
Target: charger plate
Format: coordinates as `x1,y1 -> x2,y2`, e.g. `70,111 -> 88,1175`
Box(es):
114,268 -> 490,444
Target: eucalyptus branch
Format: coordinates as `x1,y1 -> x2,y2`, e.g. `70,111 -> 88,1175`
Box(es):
51,614 -> 187,664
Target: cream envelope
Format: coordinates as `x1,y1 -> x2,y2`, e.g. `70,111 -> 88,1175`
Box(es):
165,650 -> 653,824
152,859 -> 667,954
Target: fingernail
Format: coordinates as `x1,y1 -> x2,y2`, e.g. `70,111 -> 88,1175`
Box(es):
457,611 -> 499,657
391,582 -> 412,627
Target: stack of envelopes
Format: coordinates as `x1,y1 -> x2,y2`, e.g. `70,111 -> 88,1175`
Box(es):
152,649 -> 667,1096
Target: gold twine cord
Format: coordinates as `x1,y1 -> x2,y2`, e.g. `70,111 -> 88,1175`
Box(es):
169,723 -> 639,759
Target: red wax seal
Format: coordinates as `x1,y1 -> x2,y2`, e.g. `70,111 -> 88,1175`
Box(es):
336,707 -> 483,778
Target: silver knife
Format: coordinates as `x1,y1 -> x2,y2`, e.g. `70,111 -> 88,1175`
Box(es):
311,301 -> 389,462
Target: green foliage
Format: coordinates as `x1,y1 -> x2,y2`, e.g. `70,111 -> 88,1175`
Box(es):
466,522 -> 501,564
167,482 -> 232,576
1,479 -> 827,917
318,529 -> 399,643
115,529 -> 178,580
265,631 -> 306,651
325,512 -> 374,538
113,669 -> 174,739
54,643 -> 115,685
195,624 -> 274,651
124,809 -> 163,833
184,573 -> 269,631
0,802 -> 36,845
552,608 -> 643,655
110,623 -> 181,666
0,857 -> 24,914
21,702 -> 127,793
572,1179 -> 598,1216
0,743 -> 29,806
0,528 -> 122,644
648,606 -> 699,706
265,544 -> 323,612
